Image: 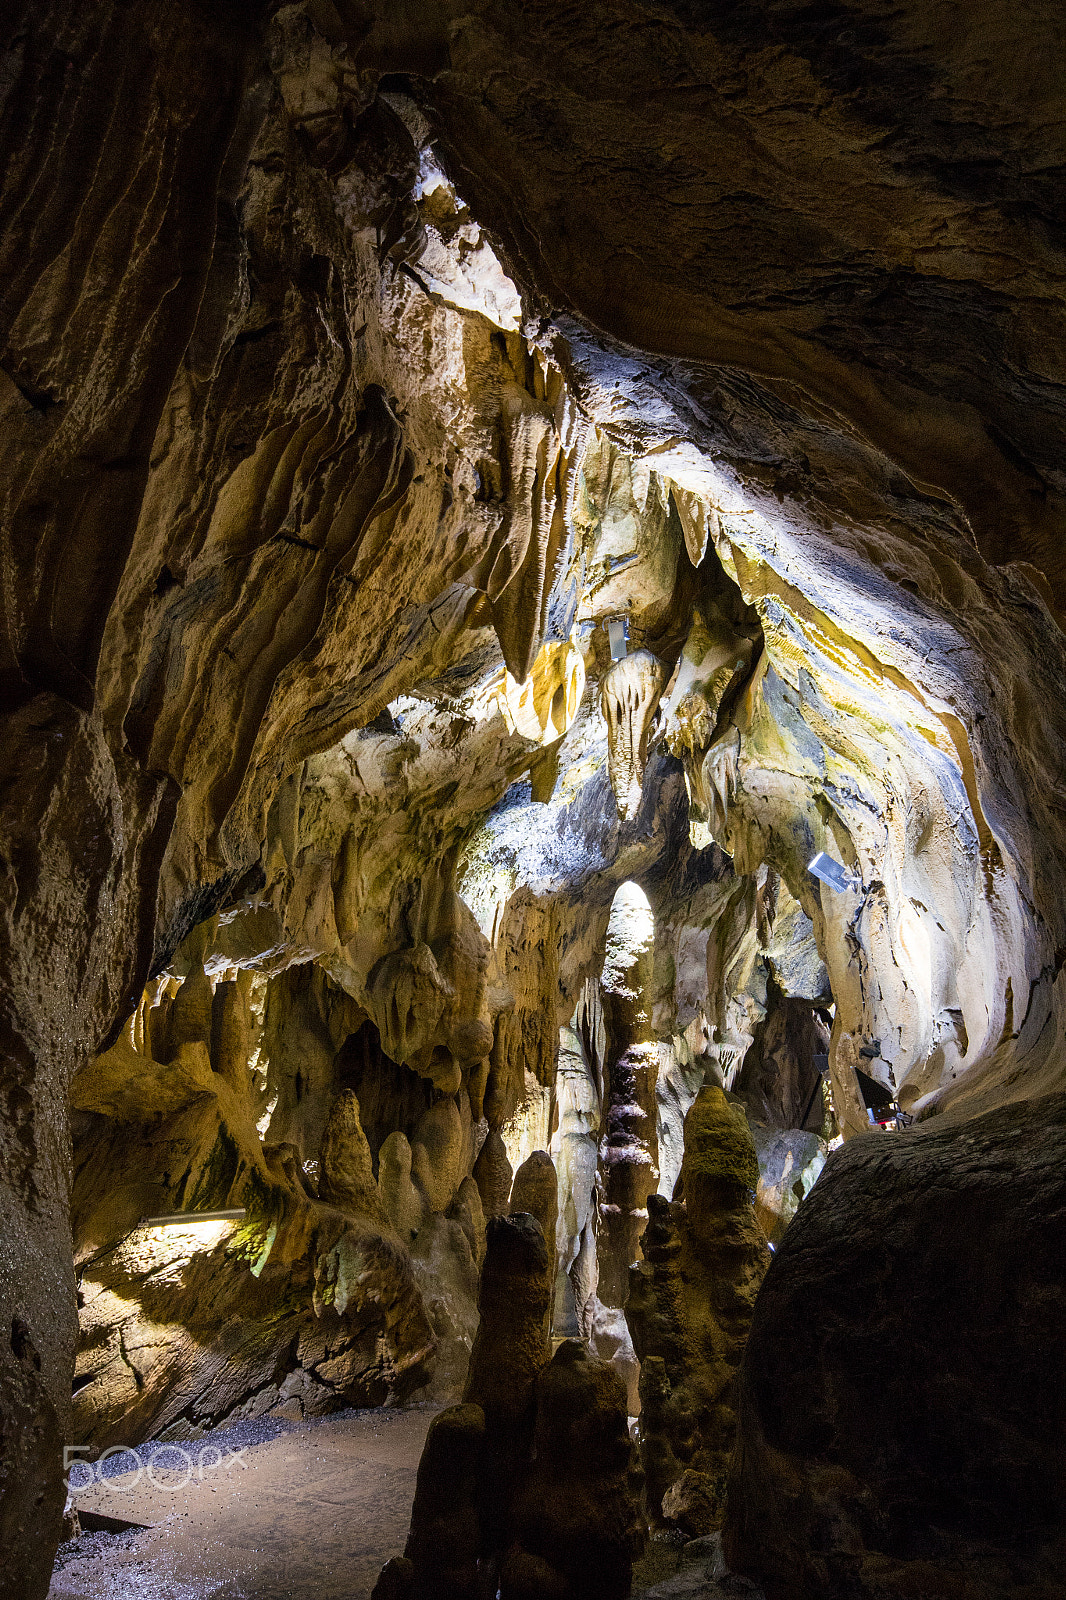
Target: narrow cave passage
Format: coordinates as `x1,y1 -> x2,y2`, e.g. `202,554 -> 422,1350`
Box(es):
3,6 -> 1066,1600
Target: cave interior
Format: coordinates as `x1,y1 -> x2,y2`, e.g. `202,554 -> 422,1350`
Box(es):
2,3 -> 1066,1599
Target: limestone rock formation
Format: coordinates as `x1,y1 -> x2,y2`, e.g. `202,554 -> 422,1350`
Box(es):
378,1132 -> 425,1242
463,1212 -> 553,1552
69,1004 -> 437,1446
735,983 -> 826,1133
504,1339 -> 645,1600
508,1150 -> 559,1250
601,650 -> 667,822
411,1097 -> 465,1216
552,1012 -> 602,1337
400,1402 -> 486,1600
406,1215 -> 481,1404
751,1128 -> 827,1248
597,883 -> 659,1309
724,1094 -> 1066,1600
318,1090 -> 387,1222
450,1175 -> 488,1268
660,1471 -> 723,1542
386,1270 -> 641,1600
508,1149 -> 559,1341
627,1089 -> 770,1529
473,1128 -> 514,1219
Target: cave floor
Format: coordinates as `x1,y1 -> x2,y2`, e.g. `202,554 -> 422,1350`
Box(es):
50,1405 -> 438,1600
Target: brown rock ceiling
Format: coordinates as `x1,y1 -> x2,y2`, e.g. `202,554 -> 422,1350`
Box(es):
359,0 -> 1066,591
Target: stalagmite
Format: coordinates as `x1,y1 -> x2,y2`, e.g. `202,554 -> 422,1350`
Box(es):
597,883 -> 659,1310
318,1091 -> 387,1222
473,1128 -> 514,1219
509,1150 -> 559,1341
378,1132 -> 426,1241
166,960 -> 214,1060
410,1098 -> 465,1215
211,970 -> 253,1091
462,1212 -> 553,1557
626,1087 -> 770,1534
391,1403 -> 486,1600
504,1340 -> 645,1600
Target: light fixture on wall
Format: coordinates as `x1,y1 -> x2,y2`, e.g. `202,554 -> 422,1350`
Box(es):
607,617 -> 629,662
807,851 -> 855,892
140,1209 -> 246,1229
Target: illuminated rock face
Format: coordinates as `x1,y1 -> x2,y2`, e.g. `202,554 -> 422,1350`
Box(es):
3,2 -> 1066,1594
70,978 -> 437,1450
597,884 -> 659,1309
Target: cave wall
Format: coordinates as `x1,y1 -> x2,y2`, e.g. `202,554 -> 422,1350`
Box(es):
0,1 -> 579,1579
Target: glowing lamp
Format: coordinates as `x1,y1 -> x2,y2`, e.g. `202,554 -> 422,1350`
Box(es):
607,618 -> 629,662
807,852 -> 853,892
140,1209 -> 246,1229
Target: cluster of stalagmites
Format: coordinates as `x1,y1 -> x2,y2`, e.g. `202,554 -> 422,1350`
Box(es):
377,1082 -> 773,1598
376,1213 -> 645,1600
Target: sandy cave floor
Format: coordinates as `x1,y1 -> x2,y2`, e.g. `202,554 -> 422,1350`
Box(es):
49,1405 -> 438,1600
48,1402 -> 738,1600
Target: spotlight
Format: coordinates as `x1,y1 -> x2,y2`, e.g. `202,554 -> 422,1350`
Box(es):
807,851 -> 854,892
607,618 -> 629,662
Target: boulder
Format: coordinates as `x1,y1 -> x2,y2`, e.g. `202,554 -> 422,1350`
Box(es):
724,1095 -> 1066,1599
661,1470 -> 722,1539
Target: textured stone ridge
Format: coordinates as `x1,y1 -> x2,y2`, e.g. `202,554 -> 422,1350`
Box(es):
724,1094 -> 1066,1599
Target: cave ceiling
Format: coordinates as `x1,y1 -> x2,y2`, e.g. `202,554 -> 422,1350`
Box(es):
1,0 -> 1064,1156
357,0 -> 1066,588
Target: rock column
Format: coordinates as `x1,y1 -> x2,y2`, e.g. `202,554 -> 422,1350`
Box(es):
626,1086 -> 769,1534
598,882 -> 659,1309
